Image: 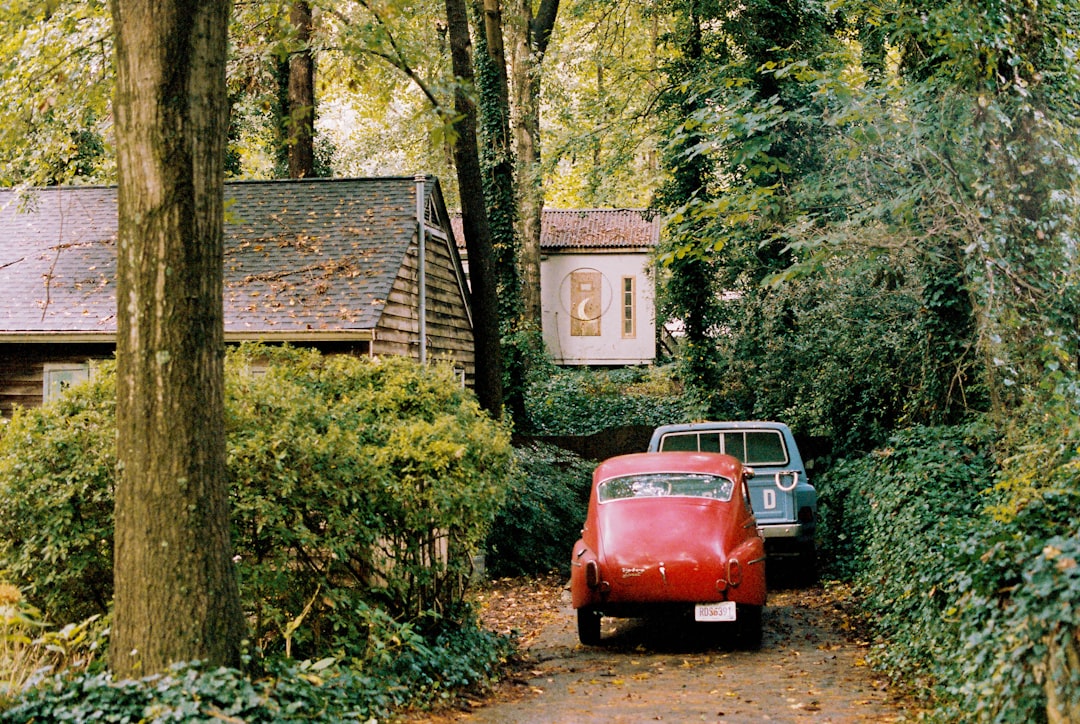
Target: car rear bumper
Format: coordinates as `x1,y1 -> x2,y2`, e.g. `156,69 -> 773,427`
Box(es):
759,522 -> 809,539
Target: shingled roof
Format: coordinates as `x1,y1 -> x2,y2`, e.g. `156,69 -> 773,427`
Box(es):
0,177 -> 453,340
450,208 -> 660,253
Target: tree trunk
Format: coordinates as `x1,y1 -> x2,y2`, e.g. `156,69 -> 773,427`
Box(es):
109,0 -> 245,677
444,0 -> 505,418
475,0 -> 530,423
1046,630 -> 1080,724
509,0 -> 559,328
288,0 -> 315,178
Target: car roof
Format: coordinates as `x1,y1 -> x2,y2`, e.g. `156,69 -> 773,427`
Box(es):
652,421 -> 791,434
594,452 -> 744,482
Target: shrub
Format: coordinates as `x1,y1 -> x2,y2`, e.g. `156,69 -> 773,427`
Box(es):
0,345 -> 513,663
818,419 -> 1080,721
939,493 -> 1080,722
817,422 -> 998,688
0,387 -> 115,622
0,580 -> 107,710
524,364 -> 703,435
484,443 -> 594,577
0,606 -> 513,722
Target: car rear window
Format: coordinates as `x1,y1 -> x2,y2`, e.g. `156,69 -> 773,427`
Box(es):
598,473 -> 735,502
658,430 -> 789,466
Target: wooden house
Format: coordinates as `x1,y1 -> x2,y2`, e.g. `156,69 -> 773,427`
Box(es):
0,176 -> 473,416
453,209 -> 660,366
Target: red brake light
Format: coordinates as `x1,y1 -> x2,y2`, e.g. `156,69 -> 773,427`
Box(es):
585,560 -> 600,589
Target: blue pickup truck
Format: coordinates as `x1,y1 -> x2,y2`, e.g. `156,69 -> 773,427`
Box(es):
647,421 -> 817,571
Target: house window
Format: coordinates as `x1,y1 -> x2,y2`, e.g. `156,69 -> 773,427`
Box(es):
621,276 -> 636,338
570,269 -> 602,337
43,362 -> 94,403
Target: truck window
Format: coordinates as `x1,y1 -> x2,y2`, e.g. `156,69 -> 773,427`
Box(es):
721,432 -> 746,461
659,433 -> 698,451
744,431 -> 787,465
700,433 -> 721,452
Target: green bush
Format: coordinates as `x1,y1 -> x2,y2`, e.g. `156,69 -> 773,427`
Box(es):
524,364 -> 703,435
1,617 -> 513,724
484,443 -> 594,577
0,344 -> 513,663
0,380 -> 115,622
818,422 -> 997,686
938,492 -> 1080,722
818,419 -> 1080,721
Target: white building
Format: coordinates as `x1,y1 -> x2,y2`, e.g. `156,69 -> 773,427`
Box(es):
538,209 -> 659,365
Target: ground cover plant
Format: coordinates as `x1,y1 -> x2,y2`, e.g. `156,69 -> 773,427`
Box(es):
818,420 -> 1080,722
523,363 -> 702,435
0,344 -> 515,718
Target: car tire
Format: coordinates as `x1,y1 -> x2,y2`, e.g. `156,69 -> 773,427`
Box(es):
577,607 -> 602,645
735,604 -> 763,650
799,545 -> 819,585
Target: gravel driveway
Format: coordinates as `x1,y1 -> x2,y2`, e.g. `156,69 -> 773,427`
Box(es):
412,572 -> 915,723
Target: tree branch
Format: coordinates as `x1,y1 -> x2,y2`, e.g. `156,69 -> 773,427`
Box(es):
325,4 -> 444,112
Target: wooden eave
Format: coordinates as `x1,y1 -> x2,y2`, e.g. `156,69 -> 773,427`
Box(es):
0,330 -> 376,344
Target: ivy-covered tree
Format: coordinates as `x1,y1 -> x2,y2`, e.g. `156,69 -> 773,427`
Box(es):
651,1 -> 725,414
653,0 -> 837,419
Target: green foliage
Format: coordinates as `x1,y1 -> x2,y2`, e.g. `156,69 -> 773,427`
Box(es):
0,0 -> 114,186
1,606 -> 512,722
819,419 -> 1080,720
817,423 -> 997,674
0,577 -> 109,710
540,2 -> 667,207
0,384 -> 116,621
0,345 -> 512,665
523,364 -> 703,436
484,443 -> 593,577
652,0 -> 844,420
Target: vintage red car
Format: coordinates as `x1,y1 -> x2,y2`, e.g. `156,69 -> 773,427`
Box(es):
570,452 -> 767,647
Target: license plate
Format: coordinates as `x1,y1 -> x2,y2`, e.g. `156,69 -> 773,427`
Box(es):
694,601 -> 736,622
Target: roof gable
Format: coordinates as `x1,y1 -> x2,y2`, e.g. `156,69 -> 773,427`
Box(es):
0,177 -> 458,338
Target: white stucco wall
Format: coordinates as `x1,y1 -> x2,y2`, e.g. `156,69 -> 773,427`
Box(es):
540,251 -> 656,365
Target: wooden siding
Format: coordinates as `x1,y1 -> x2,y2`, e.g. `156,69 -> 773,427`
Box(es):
0,343 -> 115,417
372,230 -> 475,382
0,341 -> 376,418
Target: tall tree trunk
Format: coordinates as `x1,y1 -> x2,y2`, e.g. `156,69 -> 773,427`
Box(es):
444,0 -> 505,418
475,0 -> 529,423
509,0 -> 559,328
288,0 -> 315,178
109,0 -> 245,677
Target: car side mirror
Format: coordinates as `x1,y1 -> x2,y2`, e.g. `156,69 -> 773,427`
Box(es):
742,467 -> 755,481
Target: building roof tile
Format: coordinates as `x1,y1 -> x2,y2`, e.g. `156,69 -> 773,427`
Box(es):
450,208 -> 660,253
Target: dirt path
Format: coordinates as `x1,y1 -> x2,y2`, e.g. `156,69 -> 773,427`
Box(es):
413,573 -> 914,723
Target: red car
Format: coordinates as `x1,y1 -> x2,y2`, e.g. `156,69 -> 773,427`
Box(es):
570,452 -> 767,647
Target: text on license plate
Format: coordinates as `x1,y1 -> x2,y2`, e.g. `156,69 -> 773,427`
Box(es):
694,601 -> 736,622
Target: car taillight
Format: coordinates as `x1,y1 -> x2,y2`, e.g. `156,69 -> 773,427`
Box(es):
798,506 -> 815,524
585,560 -> 600,588
727,559 -> 742,587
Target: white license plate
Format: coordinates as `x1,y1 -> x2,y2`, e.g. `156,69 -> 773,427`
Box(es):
694,601 -> 736,622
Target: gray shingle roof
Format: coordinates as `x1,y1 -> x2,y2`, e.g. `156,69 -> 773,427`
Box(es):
0,177 -> 442,337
